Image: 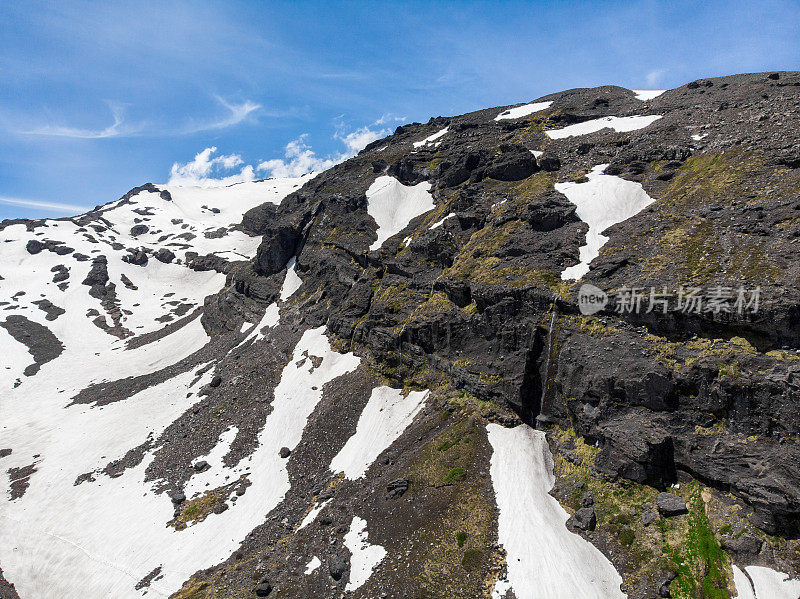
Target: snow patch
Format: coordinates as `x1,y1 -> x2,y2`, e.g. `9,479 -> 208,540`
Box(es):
329,386 -> 428,480
304,556 -> 321,574
238,303 -> 280,347
487,423 -> 626,599
546,115 -> 662,139
429,213 -> 455,230
495,101 -> 553,121
298,498 -> 332,530
733,565 -> 800,599
184,427 -> 238,498
412,126 -> 449,148
279,257 -> 302,300
632,89 -> 666,101
343,516 -> 386,592
557,164 -> 655,280
366,176 -> 435,250
492,577 -> 512,599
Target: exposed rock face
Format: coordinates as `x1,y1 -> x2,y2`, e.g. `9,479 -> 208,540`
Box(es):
222,71 -> 800,539
568,506 -> 597,531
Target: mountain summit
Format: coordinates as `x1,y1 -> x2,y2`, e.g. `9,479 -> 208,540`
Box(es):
2,71 -> 800,599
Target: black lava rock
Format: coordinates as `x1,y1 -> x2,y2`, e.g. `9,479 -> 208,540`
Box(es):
386,478 -> 410,499
568,507 -> 597,531
328,555 -> 348,581
155,248 -> 175,263
657,493 -> 688,517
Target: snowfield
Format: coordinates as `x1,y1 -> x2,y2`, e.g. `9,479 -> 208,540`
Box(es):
487,423 -> 626,599
494,101 -> 553,121
0,177 -> 319,597
733,565 -> 800,599
343,516 -> 386,592
366,176 -> 435,250
557,164 -> 655,280
632,90 -> 666,101
412,126 -> 449,148
329,386 -> 428,480
546,115 -> 662,139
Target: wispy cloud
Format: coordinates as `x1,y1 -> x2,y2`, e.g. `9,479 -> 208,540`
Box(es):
20,103 -> 137,139
179,96 -> 262,134
0,195 -> 90,214
17,96 -> 262,140
167,146 -> 255,187
374,113 -> 407,126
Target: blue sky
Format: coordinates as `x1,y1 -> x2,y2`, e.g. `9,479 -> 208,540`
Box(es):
1,0 -> 799,220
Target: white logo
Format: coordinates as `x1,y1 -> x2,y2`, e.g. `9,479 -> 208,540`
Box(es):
578,284 -> 608,315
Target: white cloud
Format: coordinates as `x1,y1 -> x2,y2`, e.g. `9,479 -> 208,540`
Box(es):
257,120 -> 391,178
0,195 -> 90,214
180,96 -> 261,134
167,146 -> 256,187
257,135 -> 342,178
21,104 -> 136,139
168,119 -> 392,186
336,126 -> 387,154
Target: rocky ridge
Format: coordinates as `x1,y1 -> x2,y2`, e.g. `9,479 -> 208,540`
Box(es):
2,71 -> 800,599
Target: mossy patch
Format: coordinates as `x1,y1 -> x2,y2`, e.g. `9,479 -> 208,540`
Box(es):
168,482 -> 239,530
665,487 -> 733,599
562,314 -> 621,337
642,333 -> 755,373
395,417 -> 496,596
643,150 -> 794,284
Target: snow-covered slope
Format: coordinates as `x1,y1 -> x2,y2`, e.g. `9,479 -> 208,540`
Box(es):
6,73 -> 800,599
487,424 -> 626,599
0,175 -> 434,598
0,177 -> 316,596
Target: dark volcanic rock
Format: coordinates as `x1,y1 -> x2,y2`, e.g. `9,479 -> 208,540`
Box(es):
656,493 -> 688,517
641,508 -> 658,526
0,314 -> 64,376
386,478 -> 410,499
484,144 -> 539,181
720,533 -> 763,555
26,239 -> 44,254
568,506 -> 597,531
154,248 -> 175,263
327,555 -> 348,581
254,578 -> 272,596
123,249 -> 148,266
82,255 -> 110,287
